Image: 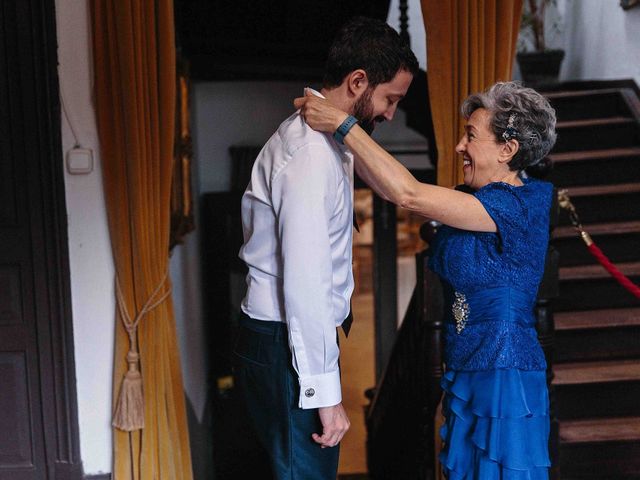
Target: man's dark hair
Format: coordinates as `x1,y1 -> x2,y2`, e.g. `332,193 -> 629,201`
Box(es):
323,16 -> 419,89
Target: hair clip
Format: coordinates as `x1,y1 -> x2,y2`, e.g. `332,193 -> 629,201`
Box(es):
502,113 -> 518,141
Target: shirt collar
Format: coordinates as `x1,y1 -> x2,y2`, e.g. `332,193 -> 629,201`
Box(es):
304,87 -> 325,99
303,87 -> 352,158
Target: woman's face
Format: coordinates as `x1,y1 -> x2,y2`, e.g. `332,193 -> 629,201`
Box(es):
455,108 -> 510,190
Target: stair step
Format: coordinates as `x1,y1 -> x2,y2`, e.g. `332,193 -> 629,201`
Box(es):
555,260 -> 640,311
561,182 -> 640,198
559,261 -> 640,281
555,378 -> 640,420
556,183 -> 640,226
556,117 -> 635,129
549,148 -> 640,187
559,441 -> 640,478
554,308 -> 640,363
560,417 -> 640,444
549,147 -> 640,163
552,116 -> 639,153
553,220 -> 640,267
545,88 -> 634,123
547,84 -> 640,479
553,359 -> 640,385
545,88 -> 626,99
555,234 -> 640,268
556,307 -> 640,330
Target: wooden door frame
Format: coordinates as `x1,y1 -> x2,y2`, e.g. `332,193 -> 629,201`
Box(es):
4,0 -> 83,478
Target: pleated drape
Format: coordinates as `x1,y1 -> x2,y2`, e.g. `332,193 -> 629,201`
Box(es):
421,0 -> 523,187
92,1 -> 193,478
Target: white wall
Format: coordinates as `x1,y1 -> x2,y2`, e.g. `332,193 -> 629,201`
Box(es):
387,0 -> 427,71
560,0 -> 640,86
55,0 -> 114,475
193,82 -> 305,192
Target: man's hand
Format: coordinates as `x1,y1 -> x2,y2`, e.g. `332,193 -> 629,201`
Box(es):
312,403 -> 350,448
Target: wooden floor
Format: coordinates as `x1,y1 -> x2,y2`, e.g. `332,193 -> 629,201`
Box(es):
337,292 -> 375,475
338,256 -> 417,475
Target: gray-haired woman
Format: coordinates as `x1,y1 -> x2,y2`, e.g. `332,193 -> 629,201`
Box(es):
295,81 -> 556,478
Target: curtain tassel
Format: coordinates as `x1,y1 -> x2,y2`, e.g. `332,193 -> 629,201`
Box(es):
112,272 -> 171,432
112,350 -> 144,431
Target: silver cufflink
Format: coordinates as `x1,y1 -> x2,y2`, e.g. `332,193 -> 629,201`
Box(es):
305,388 -> 315,398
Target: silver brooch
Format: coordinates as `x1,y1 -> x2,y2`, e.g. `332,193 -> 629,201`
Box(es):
452,292 -> 470,334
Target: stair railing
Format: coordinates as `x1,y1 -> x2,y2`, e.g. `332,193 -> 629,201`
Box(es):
365,223 -> 444,480
535,189 -> 561,479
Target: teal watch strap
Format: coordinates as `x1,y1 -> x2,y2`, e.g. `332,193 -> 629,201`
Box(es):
333,115 -> 358,144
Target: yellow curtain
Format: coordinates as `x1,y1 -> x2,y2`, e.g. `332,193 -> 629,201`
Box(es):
421,0 -> 524,187
92,1 -> 193,479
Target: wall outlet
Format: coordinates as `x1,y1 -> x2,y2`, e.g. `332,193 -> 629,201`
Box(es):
66,148 -> 93,175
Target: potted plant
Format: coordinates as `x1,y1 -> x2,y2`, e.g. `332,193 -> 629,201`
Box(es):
516,0 -> 565,86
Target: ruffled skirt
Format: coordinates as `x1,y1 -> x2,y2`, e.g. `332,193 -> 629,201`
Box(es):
439,369 -> 551,479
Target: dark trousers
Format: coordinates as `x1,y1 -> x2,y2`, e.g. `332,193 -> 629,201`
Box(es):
232,314 -> 340,480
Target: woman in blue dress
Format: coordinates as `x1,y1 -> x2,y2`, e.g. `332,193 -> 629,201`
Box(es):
295,81 -> 557,478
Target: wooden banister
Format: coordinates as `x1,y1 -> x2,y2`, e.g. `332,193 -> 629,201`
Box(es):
366,222 -> 444,479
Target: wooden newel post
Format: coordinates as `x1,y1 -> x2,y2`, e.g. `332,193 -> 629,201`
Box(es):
418,222 -> 445,479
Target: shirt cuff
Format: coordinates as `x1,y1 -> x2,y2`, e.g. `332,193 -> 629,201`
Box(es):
298,370 -> 342,409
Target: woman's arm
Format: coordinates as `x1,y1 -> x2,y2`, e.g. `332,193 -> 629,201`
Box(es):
294,94 -> 497,232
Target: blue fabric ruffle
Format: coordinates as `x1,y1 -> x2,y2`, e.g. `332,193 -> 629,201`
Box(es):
439,369 -> 551,479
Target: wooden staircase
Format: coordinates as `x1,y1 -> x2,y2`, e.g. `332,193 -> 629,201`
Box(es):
544,82 -> 640,479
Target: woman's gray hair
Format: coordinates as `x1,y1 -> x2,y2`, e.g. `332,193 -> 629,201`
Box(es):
461,81 -> 557,171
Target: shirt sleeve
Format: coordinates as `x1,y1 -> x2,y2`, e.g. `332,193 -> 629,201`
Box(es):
271,143 -> 342,409
474,182 -> 526,252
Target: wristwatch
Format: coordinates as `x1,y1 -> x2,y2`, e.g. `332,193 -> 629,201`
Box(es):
333,115 -> 358,145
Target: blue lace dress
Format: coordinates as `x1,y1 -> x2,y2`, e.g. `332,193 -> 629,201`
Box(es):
428,177 -> 553,479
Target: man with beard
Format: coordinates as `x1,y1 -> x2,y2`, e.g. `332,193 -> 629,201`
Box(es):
235,16 -> 417,479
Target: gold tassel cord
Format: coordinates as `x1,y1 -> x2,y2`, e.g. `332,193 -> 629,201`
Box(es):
557,189 -> 593,246
112,270 -> 172,432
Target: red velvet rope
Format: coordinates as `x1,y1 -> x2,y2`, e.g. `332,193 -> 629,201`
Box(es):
587,243 -> 640,299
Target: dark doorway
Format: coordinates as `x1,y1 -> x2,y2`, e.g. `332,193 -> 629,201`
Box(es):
0,1 -> 81,479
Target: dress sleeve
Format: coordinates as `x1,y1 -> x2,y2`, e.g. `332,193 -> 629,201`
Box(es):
474,182 -> 526,252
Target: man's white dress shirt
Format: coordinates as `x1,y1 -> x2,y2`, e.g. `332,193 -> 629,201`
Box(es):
239,91 -> 354,409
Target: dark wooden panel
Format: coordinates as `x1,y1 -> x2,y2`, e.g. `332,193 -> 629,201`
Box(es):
0,265 -> 23,326
0,1 -> 18,227
0,0 -> 81,478
0,353 -> 33,468
373,195 -> 398,380
200,192 -> 246,379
